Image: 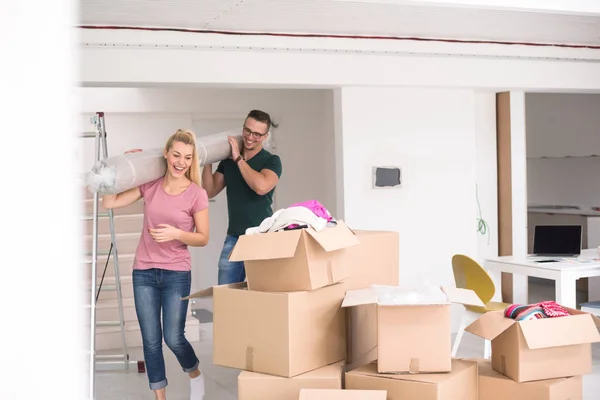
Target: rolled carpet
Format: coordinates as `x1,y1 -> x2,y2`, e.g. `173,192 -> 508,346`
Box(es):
86,128 -> 242,194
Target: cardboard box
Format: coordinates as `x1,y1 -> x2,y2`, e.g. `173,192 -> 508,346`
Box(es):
238,361 -> 344,400
184,282 -> 346,378
342,286 -> 484,374
343,230 -> 400,370
473,358 -> 583,400
299,389 -> 387,400
345,358 -> 478,400
229,221 -> 360,292
465,307 -> 600,382
343,230 -> 400,292
346,304 -> 378,371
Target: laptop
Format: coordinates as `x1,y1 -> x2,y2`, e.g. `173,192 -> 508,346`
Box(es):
531,224 -> 583,258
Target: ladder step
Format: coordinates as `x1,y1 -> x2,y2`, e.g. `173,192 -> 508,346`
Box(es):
96,354 -> 126,360
87,285 -> 117,292
95,359 -> 145,372
97,321 -> 122,327
80,131 -> 96,138
83,250 -> 112,257
81,213 -> 110,220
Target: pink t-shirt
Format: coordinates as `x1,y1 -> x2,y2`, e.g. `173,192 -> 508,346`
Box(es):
133,177 -> 209,272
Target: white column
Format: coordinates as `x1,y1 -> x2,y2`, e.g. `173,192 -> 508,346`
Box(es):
587,218 -> 600,301
333,88 -> 346,220
473,92 -> 501,301
473,93 -> 499,262
510,91 -> 530,303
1,1 -> 86,399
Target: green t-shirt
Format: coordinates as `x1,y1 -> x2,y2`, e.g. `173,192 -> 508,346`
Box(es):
216,149 -> 283,236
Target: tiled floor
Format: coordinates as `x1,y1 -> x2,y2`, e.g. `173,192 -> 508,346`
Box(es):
96,318 -> 237,400
96,279 -> 600,399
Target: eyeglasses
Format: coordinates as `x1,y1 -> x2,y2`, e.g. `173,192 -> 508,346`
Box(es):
243,126 -> 268,139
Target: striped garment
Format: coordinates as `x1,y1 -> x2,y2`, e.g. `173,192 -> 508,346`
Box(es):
504,301 -> 570,321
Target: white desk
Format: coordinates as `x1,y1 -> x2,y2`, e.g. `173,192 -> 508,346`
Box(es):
484,248 -> 600,309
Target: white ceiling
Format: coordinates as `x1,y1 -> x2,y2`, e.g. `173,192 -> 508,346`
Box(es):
79,0 -> 600,47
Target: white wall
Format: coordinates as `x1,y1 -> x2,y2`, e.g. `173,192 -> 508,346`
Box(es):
336,88 -> 497,330
526,93 -> 600,159
4,0 -> 86,398
526,93 -> 600,207
528,157 -> 600,207
80,87 -> 336,291
338,87 -> 490,284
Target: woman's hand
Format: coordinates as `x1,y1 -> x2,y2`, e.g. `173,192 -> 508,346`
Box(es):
149,224 -> 181,243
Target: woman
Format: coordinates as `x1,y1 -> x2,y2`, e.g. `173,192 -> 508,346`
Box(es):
102,129 -> 210,400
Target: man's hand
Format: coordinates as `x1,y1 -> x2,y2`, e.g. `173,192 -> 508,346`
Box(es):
148,224 -> 181,243
228,136 -> 241,160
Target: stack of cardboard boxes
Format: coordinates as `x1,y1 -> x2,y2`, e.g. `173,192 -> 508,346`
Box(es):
343,298 -> 600,399
184,219 -> 600,400
463,308 -> 600,400
185,221 -> 400,399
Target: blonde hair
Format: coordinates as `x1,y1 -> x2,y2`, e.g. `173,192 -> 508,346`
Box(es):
164,129 -> 201,186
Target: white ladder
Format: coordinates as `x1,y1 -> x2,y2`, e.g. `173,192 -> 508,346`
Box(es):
82,112 -> 145,400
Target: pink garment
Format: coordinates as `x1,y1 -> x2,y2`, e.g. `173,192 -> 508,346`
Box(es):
133,177 -> 209,272
289,200 -> 332,222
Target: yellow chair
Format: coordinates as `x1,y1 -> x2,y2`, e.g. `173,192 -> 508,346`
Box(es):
451,254 -> 511,358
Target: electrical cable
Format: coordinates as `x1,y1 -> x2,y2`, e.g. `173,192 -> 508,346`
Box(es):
476,184 -> 490,245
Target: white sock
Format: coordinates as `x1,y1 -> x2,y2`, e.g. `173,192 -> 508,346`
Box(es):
190,373 -> 205,400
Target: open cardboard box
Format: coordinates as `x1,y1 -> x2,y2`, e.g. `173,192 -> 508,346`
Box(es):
228,221 -> 360,292
341,286 -> 484,374
183,282 -> 347,378
465,306 -> 600,382
299,389 -> 387,400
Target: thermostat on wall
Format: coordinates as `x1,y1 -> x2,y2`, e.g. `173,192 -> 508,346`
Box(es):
373,166 -> 401,188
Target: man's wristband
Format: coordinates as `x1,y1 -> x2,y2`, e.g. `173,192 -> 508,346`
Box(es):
234,155 -> 244,164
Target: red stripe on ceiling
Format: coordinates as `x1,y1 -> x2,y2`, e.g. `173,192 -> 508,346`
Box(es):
78,25 -> 600,50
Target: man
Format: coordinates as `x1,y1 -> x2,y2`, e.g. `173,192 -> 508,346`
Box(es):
201,110 -> 283,285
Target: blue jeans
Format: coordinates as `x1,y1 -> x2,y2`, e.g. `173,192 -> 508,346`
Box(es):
132,268 -> 199,391
218,235 -> 246,285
